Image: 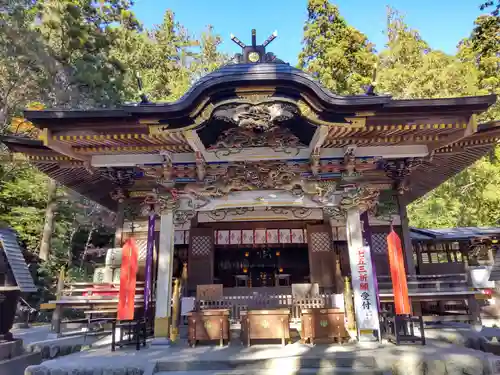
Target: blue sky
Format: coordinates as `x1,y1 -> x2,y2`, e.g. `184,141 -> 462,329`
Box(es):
131,0 -> 486,66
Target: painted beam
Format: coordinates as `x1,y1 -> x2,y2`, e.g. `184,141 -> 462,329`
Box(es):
90,145 -> 429,167
39,128 -> 90,162
428,115 -> 477,155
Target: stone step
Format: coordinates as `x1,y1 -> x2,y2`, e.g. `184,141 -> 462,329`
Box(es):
156,356 -> 379,373
155,369 -> 385,375
0,339 -> 23,361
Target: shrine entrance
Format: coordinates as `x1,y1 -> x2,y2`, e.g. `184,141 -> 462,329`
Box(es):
214,245 -> 310,288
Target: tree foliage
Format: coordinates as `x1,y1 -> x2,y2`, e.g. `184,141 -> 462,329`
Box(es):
377,8 -> 481,99
375,9 -> 500,228
298,3 -> 499,229
0,2 -> 227,307
298,0 -> 377,95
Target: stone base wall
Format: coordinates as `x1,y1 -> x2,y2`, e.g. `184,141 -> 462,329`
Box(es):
0,351 -> 42,375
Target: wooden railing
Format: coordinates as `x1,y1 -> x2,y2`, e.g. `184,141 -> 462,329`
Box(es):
376,274 -> 471,295
198,294 -> 337,322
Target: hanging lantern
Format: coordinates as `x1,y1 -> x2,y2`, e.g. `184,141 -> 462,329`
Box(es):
279,267 -> 283,273
243,268 -> 248,273
276,251 -> 280,256
245,252 -> 249,257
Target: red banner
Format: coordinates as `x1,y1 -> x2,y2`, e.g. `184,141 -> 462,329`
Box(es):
386,230 -> 411,315
117,238 -> 139,321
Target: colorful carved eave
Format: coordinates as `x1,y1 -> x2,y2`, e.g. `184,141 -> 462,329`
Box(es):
8,63 -> 498,211
1,136 -> 119,211
406,120 -> 500,202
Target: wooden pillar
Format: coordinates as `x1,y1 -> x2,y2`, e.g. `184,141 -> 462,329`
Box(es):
170,279 -> 180,342
50,267 -> 65,336
344,276 -> 356,330
181,262 -> 188,297
464,246 -> 482,327
114,201 -> 125,248
397,195 -> 416,275
152,203 -> 175,344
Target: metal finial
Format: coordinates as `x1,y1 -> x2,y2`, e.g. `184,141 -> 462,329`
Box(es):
365,63 -> 378,96
262,31 -> 278,47
230,30 -> 282,64
251,29 -> 257,47
231,34 -> 246,48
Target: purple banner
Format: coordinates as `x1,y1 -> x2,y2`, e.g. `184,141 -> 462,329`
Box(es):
144,211 -> 156,316
360,211 -> 380,310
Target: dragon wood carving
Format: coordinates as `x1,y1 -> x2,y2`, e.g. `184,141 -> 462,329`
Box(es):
323,187 -> 381,219
179,162 -> 343,208
210,126 -> 305,153
213,103 -> 296,132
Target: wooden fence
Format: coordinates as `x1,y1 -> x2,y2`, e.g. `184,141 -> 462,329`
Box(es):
198,294 -> 336,322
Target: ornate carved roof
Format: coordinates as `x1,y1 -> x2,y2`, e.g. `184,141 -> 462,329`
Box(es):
2,56 -> 499,213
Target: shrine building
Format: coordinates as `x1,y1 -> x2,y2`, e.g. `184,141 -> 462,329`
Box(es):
2,30 -> 499,342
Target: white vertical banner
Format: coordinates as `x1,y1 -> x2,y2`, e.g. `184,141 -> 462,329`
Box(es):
156,210 -> 175,321
348,245 -> 380,333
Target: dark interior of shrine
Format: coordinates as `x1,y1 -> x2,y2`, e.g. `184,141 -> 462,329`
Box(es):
213,246 -> 310,287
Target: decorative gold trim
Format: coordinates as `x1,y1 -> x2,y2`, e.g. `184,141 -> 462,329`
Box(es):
235,86 -> 276,94
139,119 -> 161,125
297,100 -> 366,129
235,92 -> 276,105
365,123 -> 466,131
28,155 -> 75,161
299,93 -> 323,112
344,117 -> 367,128
149,125 -> 170,136
192,103 -> 215,125
214,201 -> 304,208
189,97 -> 211,118
324,135 -> 442,145
129,191 -> 153,198
74,145 -> 190,154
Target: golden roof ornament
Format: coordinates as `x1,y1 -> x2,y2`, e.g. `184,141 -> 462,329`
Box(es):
230,29 -> 286,64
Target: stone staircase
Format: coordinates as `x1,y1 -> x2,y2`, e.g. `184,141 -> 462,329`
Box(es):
152,356 -> 386,375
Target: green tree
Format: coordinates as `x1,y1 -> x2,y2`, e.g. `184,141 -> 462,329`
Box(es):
458,15 -> 500,122
144,10 -> 194,101
377,8 -> 481,99
0,1 -> 54,132
298,0 -> 377,95
35,0 -> 140,107
191,25 -> 229,80
375,9 -> 500,228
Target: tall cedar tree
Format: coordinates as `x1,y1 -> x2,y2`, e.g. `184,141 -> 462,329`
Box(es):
36,0 -> 140,108
375,9 -> 500,228
298,0 -> 377,95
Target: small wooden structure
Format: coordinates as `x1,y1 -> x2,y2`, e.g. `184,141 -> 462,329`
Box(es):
240,308 -> 291,346
301,308 -> 349,344
187,309 -> 230,347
